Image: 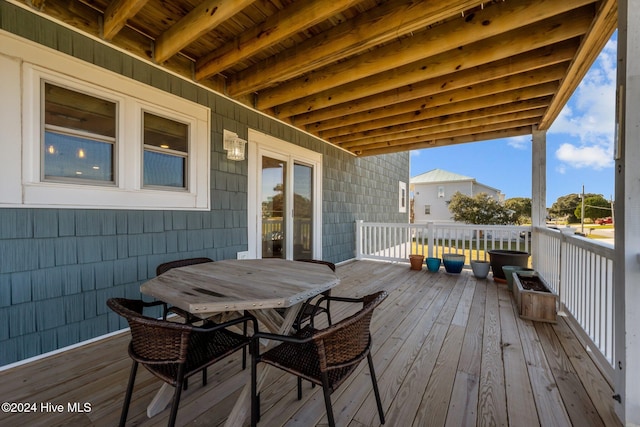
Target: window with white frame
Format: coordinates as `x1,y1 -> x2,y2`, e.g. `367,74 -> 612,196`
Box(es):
43,82 -> 117,184
438,186 -> 445,198
424,205 -> 431,215
0,35 -> 211,210
399,181 -> 407,213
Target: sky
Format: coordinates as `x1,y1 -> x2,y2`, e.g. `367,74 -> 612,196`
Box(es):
410,34 -> 618,208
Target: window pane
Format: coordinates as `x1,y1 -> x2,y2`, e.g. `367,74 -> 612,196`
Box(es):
262,156 -> 286,259
293,163 -> 313,260
44,83 -> 116,138
144,113 -> 188,153
143,151 -> 186,188
143,112 -> 188,189
44,131 -> 113,181
43,83 -> 116,184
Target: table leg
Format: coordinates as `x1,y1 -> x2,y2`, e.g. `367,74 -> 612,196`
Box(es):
223,305 -> 300,427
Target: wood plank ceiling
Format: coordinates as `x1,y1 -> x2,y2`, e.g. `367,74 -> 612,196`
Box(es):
23,0 -> 617,156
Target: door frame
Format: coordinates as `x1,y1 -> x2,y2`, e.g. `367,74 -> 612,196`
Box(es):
247,129 -> 323,260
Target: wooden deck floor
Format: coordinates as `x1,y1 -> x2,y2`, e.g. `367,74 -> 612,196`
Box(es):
0,260 -> 620,427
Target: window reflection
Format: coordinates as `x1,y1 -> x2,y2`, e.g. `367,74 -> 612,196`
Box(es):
43,82 -> 116,184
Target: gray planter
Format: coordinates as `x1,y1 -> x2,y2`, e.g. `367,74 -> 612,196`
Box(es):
470,260 -> 490,279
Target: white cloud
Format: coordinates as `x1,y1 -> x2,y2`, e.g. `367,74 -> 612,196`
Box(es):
549,37 -> 617,170
555,142 -> 613,169
506,135 -> 529,150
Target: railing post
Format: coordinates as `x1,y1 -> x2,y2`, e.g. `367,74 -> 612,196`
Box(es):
355,220 -> 363,260
427,222 -> 435,258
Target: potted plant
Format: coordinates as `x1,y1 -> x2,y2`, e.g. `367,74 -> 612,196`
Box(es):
487,250 -> 530,282
470,260 -> 490,279
426,257 -> 441,272
409,254 -> 424,271
442,253 -> 465,274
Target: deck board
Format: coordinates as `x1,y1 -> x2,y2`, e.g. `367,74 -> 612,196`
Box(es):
0,260 -> 619,427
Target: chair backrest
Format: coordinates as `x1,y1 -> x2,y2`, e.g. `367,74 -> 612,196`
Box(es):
107,298 -> 192,363
312,291 -> 387,372
156,257 -> 213,276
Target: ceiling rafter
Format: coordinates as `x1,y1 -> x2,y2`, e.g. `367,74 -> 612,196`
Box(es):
103,0 -> 150,40
223,0 -> 479,96
194,0 -> 360,81
257,0 -> 594,112
154,0 -> 254,64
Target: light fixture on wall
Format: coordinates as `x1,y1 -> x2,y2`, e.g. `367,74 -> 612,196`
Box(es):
223,130 -> 247,161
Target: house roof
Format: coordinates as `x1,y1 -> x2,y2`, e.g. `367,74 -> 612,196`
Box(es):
19,0 -> 617,157
411,169 -> 475,184
411,168 -> 502,194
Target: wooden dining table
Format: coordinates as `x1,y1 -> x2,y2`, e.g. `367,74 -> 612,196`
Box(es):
139,258 -> 340,426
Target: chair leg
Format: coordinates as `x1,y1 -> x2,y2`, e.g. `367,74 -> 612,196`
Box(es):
202,367 -> 207,386
297,377 -> 302,400
119,361 -> 138,427
251,352 -> 259,426
320,374 -> 336,427
367,353 -> 385,425
169,367 -> 186,427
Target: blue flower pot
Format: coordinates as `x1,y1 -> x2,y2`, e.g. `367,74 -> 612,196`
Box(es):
426,257 -> 441,272
442,254 -> 465,274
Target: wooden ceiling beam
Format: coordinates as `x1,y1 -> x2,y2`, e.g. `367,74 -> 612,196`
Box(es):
356,127 -> 534,157
329,98 -> 550,145
154,0 -> 254,64
338,108 -> 547,149
103,0 -> 150,40
345,117 -> 540,154
296,62 -> 568,138
224,0 -> 478,96
194,0 -> 360,81
316,83 -> 557,139
289,41 -> 576,125
257,0 -> 595,110
281,9 -> 592,121
539,0 -> 617,129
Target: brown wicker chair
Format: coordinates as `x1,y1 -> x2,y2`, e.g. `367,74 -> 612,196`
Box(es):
107,298 -> 256,427
156,257 -> 214,323
250,291 -> 387,427
290,259 -> 336,330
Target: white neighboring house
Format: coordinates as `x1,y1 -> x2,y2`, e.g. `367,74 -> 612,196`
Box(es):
410,169 -> 504,224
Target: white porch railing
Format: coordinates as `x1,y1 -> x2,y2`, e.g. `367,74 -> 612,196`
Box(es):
534,226 -> 615,383
355,220 -> 615,383
355,220 -> 531,265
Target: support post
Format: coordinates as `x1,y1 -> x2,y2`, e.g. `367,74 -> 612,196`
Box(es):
615,1 -> 640,424
531,125 -> 546,271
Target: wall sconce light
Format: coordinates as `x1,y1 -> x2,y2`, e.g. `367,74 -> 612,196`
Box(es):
223,130 -> 247,161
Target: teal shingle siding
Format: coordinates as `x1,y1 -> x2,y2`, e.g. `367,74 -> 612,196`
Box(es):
0,0 -> 409,366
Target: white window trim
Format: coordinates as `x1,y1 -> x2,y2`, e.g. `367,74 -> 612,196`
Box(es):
399,181 -> 407,213
247,129 -> 323,260
0,32 -> 210,210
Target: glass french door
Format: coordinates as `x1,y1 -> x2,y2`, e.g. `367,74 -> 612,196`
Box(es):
260,155 -> 315,259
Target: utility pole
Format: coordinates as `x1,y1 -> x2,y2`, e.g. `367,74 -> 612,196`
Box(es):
581,184 -> 585,235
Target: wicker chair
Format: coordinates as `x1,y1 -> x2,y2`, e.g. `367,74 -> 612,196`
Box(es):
107,298 -> 256,427
156,257 -> 214,323
250,291 -> 388,427
290,259 -> 336,330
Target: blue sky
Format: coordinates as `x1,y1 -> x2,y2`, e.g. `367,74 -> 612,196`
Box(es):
410,34 -> 617,208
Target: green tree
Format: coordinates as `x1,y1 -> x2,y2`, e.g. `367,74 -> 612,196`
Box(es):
448,192 -> 515,225
574,195 -> 611,221
504,197 -> 532,224
549,193 -> 599,223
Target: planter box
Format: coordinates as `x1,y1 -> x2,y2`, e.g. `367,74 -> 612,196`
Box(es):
512,272 -> 558,323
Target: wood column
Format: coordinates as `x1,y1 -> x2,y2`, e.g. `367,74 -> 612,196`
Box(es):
531,125 -> 546,271
615,0 -> 640,424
